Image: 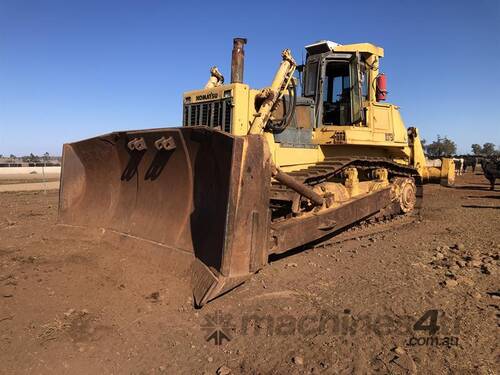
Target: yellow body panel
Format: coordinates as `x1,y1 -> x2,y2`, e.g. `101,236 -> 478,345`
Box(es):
264,132 -> 324,172
183,82 -> 413,171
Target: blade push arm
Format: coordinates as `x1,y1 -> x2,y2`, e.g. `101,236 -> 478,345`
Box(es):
248,49 -> 297,135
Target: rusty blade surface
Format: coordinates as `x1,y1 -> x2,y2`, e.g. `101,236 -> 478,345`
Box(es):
60,127 -> 237,266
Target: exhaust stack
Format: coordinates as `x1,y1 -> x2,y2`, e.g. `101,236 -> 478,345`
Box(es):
231,37 -> 247,83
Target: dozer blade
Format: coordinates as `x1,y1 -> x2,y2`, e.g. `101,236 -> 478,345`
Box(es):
423,158 -> 455,187
59,127 -> 272,306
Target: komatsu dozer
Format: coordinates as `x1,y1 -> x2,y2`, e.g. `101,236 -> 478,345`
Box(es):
59,38 -> 454,306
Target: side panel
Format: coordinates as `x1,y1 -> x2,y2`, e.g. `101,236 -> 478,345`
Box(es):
372,104 -> 392,132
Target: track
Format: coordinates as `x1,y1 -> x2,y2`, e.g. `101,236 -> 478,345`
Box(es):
311,212 -> 418,249
270,156 -> 421,220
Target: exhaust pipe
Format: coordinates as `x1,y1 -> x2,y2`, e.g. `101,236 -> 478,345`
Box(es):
231,37 -> 247,83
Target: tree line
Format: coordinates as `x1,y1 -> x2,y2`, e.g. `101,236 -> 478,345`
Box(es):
421,136 -> 499,158
0,152 -> 55,163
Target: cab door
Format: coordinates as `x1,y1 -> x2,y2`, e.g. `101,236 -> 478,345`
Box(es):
318,53 -> 364,126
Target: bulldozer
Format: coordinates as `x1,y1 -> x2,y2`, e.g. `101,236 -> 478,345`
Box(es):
59,38 -> 455,306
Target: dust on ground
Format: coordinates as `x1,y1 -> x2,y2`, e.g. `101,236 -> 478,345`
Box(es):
0,172 -> 498,374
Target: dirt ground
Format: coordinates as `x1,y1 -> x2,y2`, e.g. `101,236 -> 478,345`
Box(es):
0,172 -> 498,375
0,170 -> 60,192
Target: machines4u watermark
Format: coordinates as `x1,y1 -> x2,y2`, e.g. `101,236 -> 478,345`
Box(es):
201,309 -> 461,346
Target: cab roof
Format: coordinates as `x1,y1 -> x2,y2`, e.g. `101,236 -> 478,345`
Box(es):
305,40 -> 384,57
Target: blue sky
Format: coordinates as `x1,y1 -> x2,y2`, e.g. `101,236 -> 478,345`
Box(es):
1,0 -> 499,155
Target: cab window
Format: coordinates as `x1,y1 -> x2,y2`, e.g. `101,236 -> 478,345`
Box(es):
304,61 -> 319,97
360,63 -> 368,100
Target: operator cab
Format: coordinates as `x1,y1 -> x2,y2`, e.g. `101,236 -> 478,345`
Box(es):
300,40 -> 376,128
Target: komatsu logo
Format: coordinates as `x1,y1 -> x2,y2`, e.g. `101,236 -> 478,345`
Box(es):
195,92 -> 218,101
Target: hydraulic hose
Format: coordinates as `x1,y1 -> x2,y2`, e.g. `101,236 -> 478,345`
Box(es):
266,79 -> 297,133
